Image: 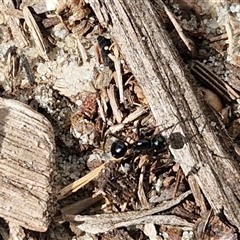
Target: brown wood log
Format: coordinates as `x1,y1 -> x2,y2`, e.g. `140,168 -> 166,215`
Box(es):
0,97 -> 56,232
89,0 -> 240,229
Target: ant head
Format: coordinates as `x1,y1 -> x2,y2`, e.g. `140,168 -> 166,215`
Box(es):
111,140 -> 128,158
169,132 -> 187,149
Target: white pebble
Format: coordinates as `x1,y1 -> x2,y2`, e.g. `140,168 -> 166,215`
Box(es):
182,231 -> 194,240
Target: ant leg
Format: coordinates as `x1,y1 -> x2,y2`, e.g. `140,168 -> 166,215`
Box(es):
167,114 -> 202,145
108,133 -> 127,143
169,114 -> 202,136
102,134 -> 108,154
136,113 -> 156,139
136,118 -> 142,139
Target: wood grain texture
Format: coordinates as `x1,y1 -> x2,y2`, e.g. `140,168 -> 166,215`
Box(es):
89,0 -> 240,228
0,98 -> 56,232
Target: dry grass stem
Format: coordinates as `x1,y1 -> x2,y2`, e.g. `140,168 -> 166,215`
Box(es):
109,53 -> 124,103
210,28 -> 240,42
137,165 -> 151,209
163,3 -> 196,55
97,98 -> 107,122
23,6 -> 49,60
58,159 -> 120,200
225,18 -> 234,56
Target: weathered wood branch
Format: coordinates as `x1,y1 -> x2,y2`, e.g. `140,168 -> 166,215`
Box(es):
0,98 -> 56,232
89,0 -> 240,229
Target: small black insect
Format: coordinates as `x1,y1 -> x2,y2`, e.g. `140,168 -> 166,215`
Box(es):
97,36 -> 114,70
109,115 -> 202,159
110,134 -> 168,158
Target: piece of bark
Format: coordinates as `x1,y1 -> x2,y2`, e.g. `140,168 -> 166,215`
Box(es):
0,98 -> 56,232
89,0 -> 240,229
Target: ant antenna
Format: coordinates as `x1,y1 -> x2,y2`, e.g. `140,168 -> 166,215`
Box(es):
157,114 -> 202,149
108,133 -> 128,143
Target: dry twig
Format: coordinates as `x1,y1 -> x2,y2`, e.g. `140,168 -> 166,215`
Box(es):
66,190 -> 192,234
107,84 -> 123,123
192,61 -> 240,102
58,159 -> 120,200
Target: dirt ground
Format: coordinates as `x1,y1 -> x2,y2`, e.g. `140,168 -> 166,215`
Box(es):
0,0 -> 240,239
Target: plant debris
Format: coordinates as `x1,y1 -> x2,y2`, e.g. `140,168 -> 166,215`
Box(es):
0,0 -> 240,239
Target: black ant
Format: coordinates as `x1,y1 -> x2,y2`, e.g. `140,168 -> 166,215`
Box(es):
109,118 -> 171,158
109,116 -> 201,159
110,134 -> 168,158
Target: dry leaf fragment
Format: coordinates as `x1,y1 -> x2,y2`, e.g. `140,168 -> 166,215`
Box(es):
198,87 -> 223,112
97,161 -> 138,205
42,16 -> 62,28
143,223 -> 158,240
71,19 -> 93,36
69,7 -> 91,23
79,92 -> 99,119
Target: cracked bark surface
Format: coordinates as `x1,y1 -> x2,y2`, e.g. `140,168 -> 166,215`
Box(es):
89,0 -> 240,229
